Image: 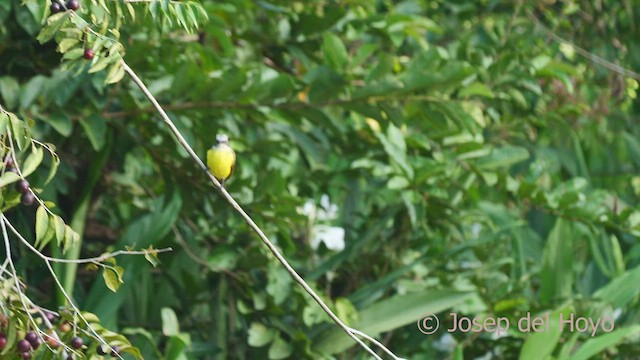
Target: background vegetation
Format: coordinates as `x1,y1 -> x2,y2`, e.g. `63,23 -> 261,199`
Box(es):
1,0 -> 640,359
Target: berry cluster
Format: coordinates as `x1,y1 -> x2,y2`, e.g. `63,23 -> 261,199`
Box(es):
47,313 -> 121,358
4,156 -> 35,206
50,0 -> 80,14
0,312 -> 121,359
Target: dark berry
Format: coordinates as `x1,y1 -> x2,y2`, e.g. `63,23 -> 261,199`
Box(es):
96,345 -> 107,355
21,352 -> 31,360
25,332 -> 38,345
16,179 -> 29,194
4,156 -> 14,168
45,312 -> 56,323
66,0 -> 80,10
17,339 -> 31,352
50,2 -> 62,13
21,192 -> 36,206
110,345 -> 119,356
71,336 -> 83,349
82,48 -> 95,60
0,336 -> 6,349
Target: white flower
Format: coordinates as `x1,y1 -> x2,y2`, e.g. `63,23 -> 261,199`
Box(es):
310,225 -> 345,251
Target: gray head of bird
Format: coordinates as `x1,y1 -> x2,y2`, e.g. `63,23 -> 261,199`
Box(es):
216,134 -> 229,145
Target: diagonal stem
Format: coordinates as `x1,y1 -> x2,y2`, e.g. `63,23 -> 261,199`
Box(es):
121,60 -> 404,360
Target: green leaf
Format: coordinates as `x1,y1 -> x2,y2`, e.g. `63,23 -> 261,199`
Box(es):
54,215 -> 66,246
88,56 -> 112,74
35,206 -> 49,249
36,12 -> 69,43
44,111 -> 73,137
21,145 -> 44,177
62,47 -> 85,60
144,249 -> 161,267
20,75 -> 47,108
248,323 -> 275,347
459,82 -> 494,98
322,33 -> 348,71
103,267 -> 123,292
161,307 -> 180,336
519,309 -> 565,360
63,225 -> 79,254
79,114 -> 107,151
539,220 -> 576,303
268,335 -> 293,360
0,171 -> 19,188
314,290 -> 475,354
9,113 -> 28,150
474,145 -> 530,170
105,63 -> 126,84
593,264 -> 640,308
566,325 -> 640,360
266,265 -> 291,306
0,112 -> 8,135
0,77 -> 20,109
375,124 -> 413,178
57,38 -> 80,53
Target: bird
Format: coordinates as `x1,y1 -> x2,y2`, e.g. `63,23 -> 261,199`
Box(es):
206,134 -> 236,187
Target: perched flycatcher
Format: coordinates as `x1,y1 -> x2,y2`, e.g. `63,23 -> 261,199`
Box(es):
207,134 -> 236,187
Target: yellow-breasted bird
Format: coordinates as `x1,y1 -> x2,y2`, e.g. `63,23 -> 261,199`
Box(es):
207,134 -> 236,187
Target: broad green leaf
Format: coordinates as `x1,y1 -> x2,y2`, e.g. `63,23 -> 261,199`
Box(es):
314,290 -> 475,353
519,309 -> 565,360
161,307 -> 180,336
375,124 -> 413,178
20,75 -> 46,109
266,265 -> 291,306
459,82 -> 494,98
593,264 -> 640,308
322,33 -> 348,71
474,145 -> 530,170
44,111 -> 73,137
79,114 -> 107,151
539,220 -> 576,303
248,323 -> 275,347
164,334 -> 190,360
0,77 -> 19,109
565,325 -> 640,360
268,335 -> 293,360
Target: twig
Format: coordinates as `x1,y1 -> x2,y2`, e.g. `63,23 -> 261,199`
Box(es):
528,10 -> 640,80
2,216 -> 171,264
121,60 -> 403,360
